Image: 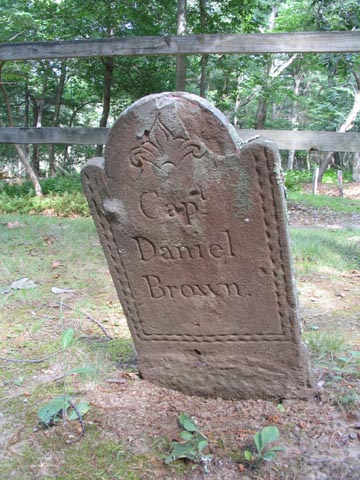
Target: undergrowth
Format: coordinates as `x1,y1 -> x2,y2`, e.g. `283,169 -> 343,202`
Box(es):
285,168 -> 352,191
304,331 -> 360,410
287,191 -> 360,213
0,191 -> 89,216
0,174 -> 89,216
290,227 -> 360,274
0,172 -> 359,217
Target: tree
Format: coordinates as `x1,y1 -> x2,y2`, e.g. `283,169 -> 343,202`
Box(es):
0,62 -> 43,196
176,0 -> 187,91
318,71 -> 360,180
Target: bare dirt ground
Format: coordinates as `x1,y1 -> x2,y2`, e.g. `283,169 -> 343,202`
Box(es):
289,182 -> 360,229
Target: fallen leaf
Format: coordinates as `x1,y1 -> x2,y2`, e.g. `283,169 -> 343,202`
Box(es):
51,261 -> 63,269
267,414 -> 281,424
51,287 -> 75,294
10,278 -> 38,290
122,372 -> 137,380
6,221 -> 25,229
43,235 -> 56,245
106,378 -> 126,384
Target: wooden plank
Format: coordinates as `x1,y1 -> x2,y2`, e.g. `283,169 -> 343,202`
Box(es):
1,127 -> 360,152
0,127 -> 109,145
238,129 -> 360,152
1,31 -> 360,61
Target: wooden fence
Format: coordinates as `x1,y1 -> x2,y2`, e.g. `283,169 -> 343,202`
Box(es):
1,31 -> 360,152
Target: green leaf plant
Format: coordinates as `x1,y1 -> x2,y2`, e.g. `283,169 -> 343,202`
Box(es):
244,426 -> 285,466
38,305 -> 93,432
165,413 -> 211,469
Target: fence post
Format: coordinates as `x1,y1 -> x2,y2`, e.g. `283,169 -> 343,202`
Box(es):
312,167 -> 319,195
337,169 -> 343,197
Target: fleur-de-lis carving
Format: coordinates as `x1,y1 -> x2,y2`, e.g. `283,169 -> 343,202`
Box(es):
130,117 -> 206,169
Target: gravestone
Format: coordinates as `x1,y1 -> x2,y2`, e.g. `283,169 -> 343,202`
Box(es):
81,92 -> 312,399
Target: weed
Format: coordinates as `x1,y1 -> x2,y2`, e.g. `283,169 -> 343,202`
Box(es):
303,331 -> 347,362
37,307 -> 93,431
164,413 -> 211,469
244,426 -> 285,466
304,332 -> 360,411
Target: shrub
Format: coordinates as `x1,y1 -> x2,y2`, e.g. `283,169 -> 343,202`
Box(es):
0,191 -> 89,216
0,174 -> 83,197
0,174 -> 89,217
284,170 -> 312,190
285,168 -> 352,190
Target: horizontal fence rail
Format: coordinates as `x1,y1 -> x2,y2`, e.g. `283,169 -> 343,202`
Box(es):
1,127 -> 360,152
1,31 -> 360,61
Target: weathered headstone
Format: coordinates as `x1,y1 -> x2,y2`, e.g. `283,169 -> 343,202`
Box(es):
81,92 -> 312,399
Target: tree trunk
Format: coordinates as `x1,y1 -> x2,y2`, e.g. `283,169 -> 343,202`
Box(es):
24,80 -> 30,161
254,54 -> 297,130
0,63 -> 43,196
319,72 -> 360,181
14,144 -> 43,196
287,69 -> 302,170
49,60 -> 67,176
353,152 -> 360,181
199,0 -> 208,98
176,0 -> 187,91
31,96 -> 45,177
95,58 -> 114,157
255,97 -> 267,129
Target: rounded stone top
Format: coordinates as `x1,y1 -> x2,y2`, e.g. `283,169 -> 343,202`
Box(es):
105,92 -> 241,180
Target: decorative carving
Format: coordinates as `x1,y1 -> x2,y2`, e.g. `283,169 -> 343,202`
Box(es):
81,93 -> 313,399
130,116 -> 206,169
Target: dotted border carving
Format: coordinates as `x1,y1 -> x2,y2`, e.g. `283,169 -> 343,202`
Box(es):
83,150 -> 295,343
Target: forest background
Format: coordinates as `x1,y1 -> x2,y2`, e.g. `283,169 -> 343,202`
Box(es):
1,0 -> 360,197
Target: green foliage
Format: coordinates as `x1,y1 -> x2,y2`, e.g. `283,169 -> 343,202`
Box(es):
0,174 -> 88,216
38,395 -> 72,426
67,401 -> 91,421
38,395 -> 90,426
322,169 -> 352,184
244,426 -> 285,465
61,328 -> 74,349
304,332 -> 347,361
164,413 -> 210,466
287,191 -> 360,214
38,320 -> 92,429
285,169 -> 352,190
291,227 -> 360,274
0,174 -> 83,197
285,170 -> 313,190
304,332 -> 360,410
0,191 -> 89,216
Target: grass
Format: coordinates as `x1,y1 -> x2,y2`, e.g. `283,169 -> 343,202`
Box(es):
303,331 -> 360,410
287,191 -> 360,214
1,200 -> 359,478
290,227 -> 360,275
